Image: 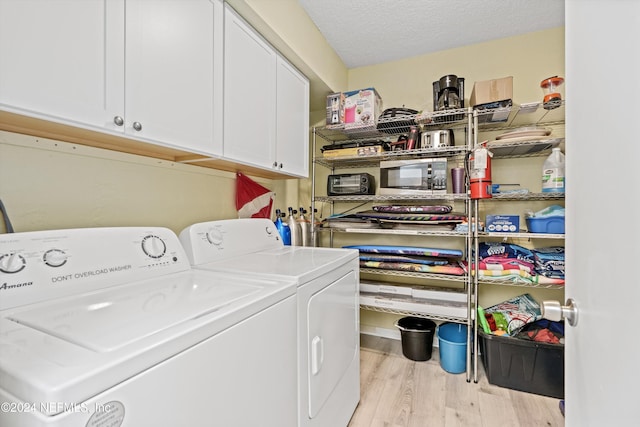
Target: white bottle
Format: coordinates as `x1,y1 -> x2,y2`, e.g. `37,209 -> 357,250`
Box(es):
542,147 -> 565,193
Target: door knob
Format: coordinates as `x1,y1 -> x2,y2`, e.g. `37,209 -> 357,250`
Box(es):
542,298 -> 578,326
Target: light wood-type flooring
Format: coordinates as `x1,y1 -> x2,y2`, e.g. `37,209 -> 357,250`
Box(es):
348,335 -> 564,427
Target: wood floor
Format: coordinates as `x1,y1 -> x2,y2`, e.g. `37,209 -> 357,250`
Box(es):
348,335 -> 564,427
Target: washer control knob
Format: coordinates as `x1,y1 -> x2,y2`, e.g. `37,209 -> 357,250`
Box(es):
0,253 -> 26,274
141,235 -> 166,259
43,249 -> 68,267
206,229 -> 223,246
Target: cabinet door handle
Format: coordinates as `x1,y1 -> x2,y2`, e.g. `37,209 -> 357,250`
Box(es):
113,116 -> 124,127
273,161 -> 278,168
132,122 -> 143,132
279,163 -> 283,169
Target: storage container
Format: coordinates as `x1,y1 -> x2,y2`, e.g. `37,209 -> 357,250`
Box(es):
525,216 -> 565,234
396,317 -> 436,361
438,323 -> 467,374
478,330 -> 564,398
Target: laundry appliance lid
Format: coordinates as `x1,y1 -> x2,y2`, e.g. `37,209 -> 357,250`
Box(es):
0,269 -> 295,415
193,246 -> 358,284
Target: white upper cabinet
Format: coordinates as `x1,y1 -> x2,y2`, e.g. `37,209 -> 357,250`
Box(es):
223,5 -> 309,178
0,0 -> 223,157
0,0 -> 124,130
125,0 -> 223,156
223,5 -> 277,170
276,57 -> 310,178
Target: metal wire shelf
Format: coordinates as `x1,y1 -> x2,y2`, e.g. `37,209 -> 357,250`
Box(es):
359,304 -> 470,324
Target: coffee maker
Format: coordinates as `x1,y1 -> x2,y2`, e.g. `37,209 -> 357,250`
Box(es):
433,74 -> 465,111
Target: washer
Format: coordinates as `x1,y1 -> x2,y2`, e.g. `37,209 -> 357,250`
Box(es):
0,227 -> 297,427
179,218 -> 361,427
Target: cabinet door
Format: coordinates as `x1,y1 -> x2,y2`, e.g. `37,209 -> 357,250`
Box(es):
0,0 -> 124,132
125,0 -> 222,156
276,57 -> 309,178
223,5 -> 277,169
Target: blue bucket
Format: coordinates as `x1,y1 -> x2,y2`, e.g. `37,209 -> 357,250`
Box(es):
437,323 -> 467,374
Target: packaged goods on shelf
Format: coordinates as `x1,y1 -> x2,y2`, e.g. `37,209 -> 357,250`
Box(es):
343,87 -> 383,132
485,214 -> 520,233
322,145 -> 384,158
470,76 -> 513,123
360,283 -> 468,318
326,92 -> 344,125
360,280 -> 467,303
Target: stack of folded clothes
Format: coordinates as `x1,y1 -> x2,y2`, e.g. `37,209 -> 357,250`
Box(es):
474,242 -> 565,285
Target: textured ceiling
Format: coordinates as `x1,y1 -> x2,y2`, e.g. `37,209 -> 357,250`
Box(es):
298,0 -> 565,68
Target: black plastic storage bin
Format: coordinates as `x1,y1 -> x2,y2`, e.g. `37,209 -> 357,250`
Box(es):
479,330 -> 564,398
395,317 -> 436,361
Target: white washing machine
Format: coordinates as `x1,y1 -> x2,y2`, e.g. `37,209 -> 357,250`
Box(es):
0,227 -> 297,427
179,218 -> 361,427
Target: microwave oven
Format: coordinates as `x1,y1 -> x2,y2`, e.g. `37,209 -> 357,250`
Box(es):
379,158 -> 447,195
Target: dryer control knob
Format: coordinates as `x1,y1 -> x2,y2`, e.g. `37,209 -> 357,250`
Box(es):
206,229 -> 224,246
141,235 -> 167,259
0,253 -> 26,274
43,249 -> 68,267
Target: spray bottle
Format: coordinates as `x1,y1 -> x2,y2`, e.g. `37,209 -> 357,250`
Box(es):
274,209 -> 291,245
288,207 -> 301,246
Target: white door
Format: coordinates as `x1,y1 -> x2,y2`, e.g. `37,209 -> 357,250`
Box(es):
223,4 -> 277,169
564,1 -> 640,425
0,0 -> 124,131
125,0 -> 222,155
276,57 -> 310,177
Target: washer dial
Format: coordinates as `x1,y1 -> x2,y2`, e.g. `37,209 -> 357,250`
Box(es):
0,253 -> 26,274
43,249 -> 68,267
206,228 -> 224,246
141,235 -> 167,259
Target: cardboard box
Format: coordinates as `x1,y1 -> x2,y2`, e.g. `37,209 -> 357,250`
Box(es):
486,215 -> 520,233
470,76 -> 513,107
322,145 -> 383,158
471,76 -> 513,123
343,87 -> 382,131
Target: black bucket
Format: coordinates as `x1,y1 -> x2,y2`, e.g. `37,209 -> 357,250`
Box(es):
396,317 -> 437,361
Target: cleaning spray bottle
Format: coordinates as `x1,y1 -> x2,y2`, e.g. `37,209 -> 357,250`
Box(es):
298,207 -> 311,247
274,209 -> 291,245
542,147 -> 565,193
288,207 -> 301,246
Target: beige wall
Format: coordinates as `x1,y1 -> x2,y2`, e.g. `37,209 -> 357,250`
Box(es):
348,27 -> 565,111
0,131 -> 293,235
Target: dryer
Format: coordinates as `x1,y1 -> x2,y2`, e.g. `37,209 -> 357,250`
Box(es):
179,218 -> 360,427
0,227 -> 297,427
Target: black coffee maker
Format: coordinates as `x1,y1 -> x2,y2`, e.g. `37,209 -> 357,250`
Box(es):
433,74 -> 465,111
